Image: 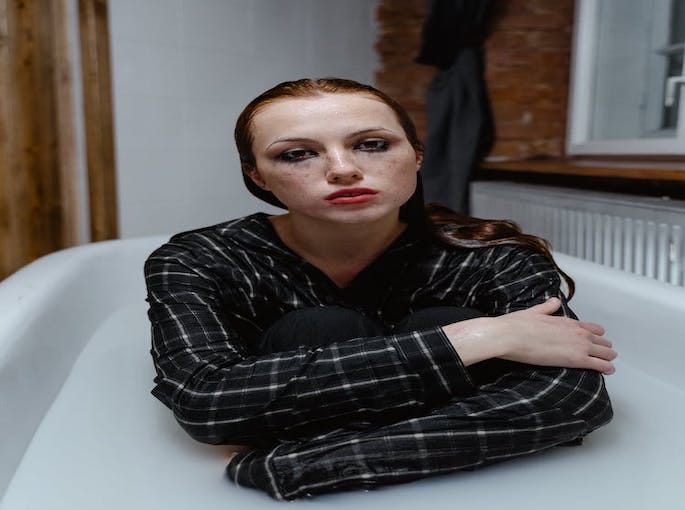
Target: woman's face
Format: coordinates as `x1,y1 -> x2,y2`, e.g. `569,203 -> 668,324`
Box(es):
246,93 -> 422,225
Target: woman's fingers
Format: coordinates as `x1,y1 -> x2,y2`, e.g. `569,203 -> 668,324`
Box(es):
589,334 -> 613,348
526,297 -> 562,315
578,321 -> 605,335
533,302 -> 608,340
578,320 -> 606,336
582,336 -> 617,374
586,356 -> 616,375
588,342 -> 618,361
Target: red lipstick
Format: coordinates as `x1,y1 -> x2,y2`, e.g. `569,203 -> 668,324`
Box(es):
325,188 -> 379,205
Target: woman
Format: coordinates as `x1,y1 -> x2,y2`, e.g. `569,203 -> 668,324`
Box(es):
145,78 -> 616,500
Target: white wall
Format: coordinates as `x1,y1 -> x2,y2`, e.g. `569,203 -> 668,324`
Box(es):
109,0 -> 379,238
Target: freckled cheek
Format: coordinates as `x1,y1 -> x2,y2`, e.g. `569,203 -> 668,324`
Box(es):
270,170 -> 318,199
370,159 -> 416,202
376,154 -> 419,180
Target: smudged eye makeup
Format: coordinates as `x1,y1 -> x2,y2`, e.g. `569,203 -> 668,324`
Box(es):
276,139 -> 391,164
354,139 -> 389,152
277,149 -> 317,163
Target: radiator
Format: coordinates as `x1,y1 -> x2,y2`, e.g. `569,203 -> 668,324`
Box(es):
470,181 -> 685,287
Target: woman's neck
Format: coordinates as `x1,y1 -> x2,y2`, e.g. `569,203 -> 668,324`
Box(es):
269,213 -> 406,287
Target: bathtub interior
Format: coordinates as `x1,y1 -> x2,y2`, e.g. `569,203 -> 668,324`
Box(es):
0,236 -> 166,500
554,253 -> 685,391
0,239 -> 684,509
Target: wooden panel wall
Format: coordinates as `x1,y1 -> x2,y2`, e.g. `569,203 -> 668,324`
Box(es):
0,0 -> 78,280
79,0 -> 117,242
0,0 -> 117,280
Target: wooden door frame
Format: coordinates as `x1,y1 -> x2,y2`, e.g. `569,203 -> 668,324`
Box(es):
79,0 -> 118,242
0,0 -> 80,278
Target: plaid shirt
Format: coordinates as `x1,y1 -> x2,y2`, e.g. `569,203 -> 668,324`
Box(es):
145,213 -> 613,500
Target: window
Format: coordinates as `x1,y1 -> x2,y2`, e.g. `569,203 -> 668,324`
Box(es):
568,0 -> 685,155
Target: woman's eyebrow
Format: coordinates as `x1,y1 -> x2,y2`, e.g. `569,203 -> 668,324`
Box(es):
347,127 -> 395,138
266,137 -> 315,149
346,126 -> 398,138
266,128 -> 397,150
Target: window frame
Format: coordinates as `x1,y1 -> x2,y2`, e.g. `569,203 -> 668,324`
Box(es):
567,0 -> 685,156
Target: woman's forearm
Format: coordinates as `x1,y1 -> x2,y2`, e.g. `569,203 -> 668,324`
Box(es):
228,365 -> 613,500
442,298 -> 617,374
153,323 -> 473,445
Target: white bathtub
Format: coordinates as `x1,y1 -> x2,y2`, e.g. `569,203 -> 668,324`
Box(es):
1,237 -> 684,509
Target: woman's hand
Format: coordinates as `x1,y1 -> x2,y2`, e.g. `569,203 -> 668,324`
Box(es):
219,444 -> 253,462
443,298 -> 617,374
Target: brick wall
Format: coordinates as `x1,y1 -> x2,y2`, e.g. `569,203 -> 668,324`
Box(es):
375,0 -> 575,160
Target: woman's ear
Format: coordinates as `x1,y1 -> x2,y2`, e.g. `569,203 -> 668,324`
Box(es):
243,164 -> 269,190
415,150 -> 424,172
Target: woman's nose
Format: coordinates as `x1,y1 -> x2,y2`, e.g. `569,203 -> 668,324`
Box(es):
326,151 -> 363,183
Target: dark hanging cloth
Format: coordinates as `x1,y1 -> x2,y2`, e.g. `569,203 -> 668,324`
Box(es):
416,0 -> 495,214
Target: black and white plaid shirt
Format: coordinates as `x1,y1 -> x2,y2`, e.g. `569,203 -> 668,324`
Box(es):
145,213 -> 613,500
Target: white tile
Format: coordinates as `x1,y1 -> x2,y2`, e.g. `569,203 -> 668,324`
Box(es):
181,196 -> 235,227
174,149 -> 282,214
182,98 -> 238,150
307,0 -> 378,82
109,0 -> 183,45
182,48 -> 243,101
111,40 -> 185,98
114,94 -> 186,150
250,0 -> 310,59
117,149 -> 282,238
180,193 -> 277,228
229,56 -> 312,97
176,148 -> 236,194
180,0 -> 254,52
183,150 -> 254,202
116,148 -> 190,205
119,192 -> 252,238
220,186 -> 283,216
241,193 -> 281,216
119,197 -> 195,238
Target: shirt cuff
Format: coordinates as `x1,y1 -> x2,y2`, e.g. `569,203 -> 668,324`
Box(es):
390,327 -> 475,404
227,449 -> 285,500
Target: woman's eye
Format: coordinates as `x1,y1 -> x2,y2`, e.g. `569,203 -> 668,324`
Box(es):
278,149 -> 317,162
356,139 -> 389,152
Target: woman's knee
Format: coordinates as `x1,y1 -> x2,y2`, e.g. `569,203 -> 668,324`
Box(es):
258,306 -> 384,353
394,306 -> 485,333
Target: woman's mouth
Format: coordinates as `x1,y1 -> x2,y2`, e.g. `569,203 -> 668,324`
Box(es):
325,188 -> 379,205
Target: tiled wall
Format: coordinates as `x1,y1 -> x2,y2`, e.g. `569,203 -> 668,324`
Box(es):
109,0 -> 378,238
